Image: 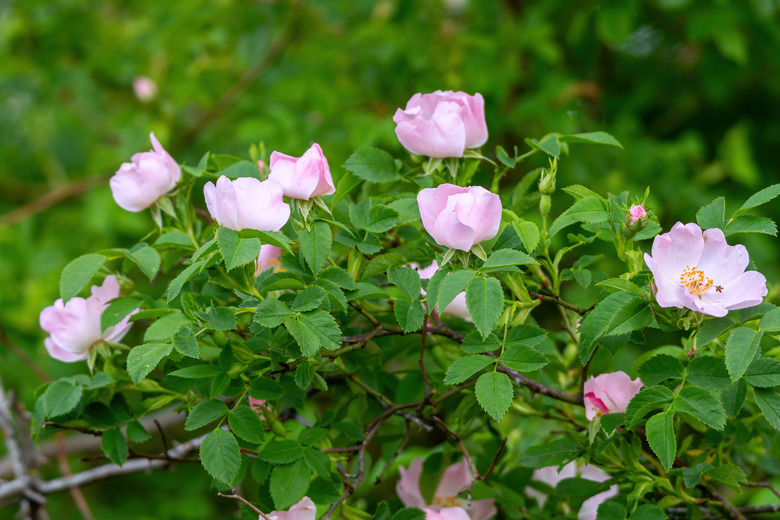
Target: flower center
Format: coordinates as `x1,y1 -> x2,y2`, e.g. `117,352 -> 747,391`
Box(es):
680,265 -> 713,295
433,496 -> 460,508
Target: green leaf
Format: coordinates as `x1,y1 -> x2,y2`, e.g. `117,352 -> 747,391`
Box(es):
217,227 -> 262,271
88,372 -> 114,390
295,361 -> 311,389
638,354 -> 684,386
198,306 -> 237,331
292,287 -> 327,312
505,324 -> 547,348
437,269 -> 476,312
466,276 -> 504,339
302,446 -> 331,478
461,332 -> 502,354
597,278 -> 642,294
513,220 -> 540,253
364,205 -> 400,233
703,464 -> 747,492
43,381 -> 83,418
200,429 -> 241,486
388,267 -> 422,300
101,297 -> 142,333
474,372 -> 513,421
254,298 -> 295,328
627,504 -> 666,520
687,356 -> 730,390
155,230 -> 194,247
298,221 -> 332,275
144,311 -> 189,342
249,378 -> 284,401
579,292 -> 652,363
725,327 -> 762,382
696,197 -> 725,230
167,260 -> 206,302
270,459 -> 311,510
646,411 -> 676,471
240,229 -> 294,254
596,501 -> 627,520
285,310 -> 342,356
394,299 -> 425,333
695,317 -> 734,349
298,427 -> 328,446
185,400 -> 229,431
342,146 -> 400,183
518,437 -> 579,468
101,428 -> 128,466
444,355 -> 494,385
601,413 -> 625,434
392,509 -> 426,520
760,307 -> 780,331
625,386 -> 674,428
172,325 -> 199,358
60,254 -> 106,302
674,386 -> 726,430
732,183 -> 780,218
724,215 -> 777,236
126,343 -> 173,384
525,134 -> 560,158
548,197 -> 610,237
498,344 -> 549,373
169,365 -> 222,379
387,198 -> 421,223
743,357 -> 780,387
228,406 -> 264,443
480,249 -> 537,274
260,440 -> 304,464
754,388 -> 780,431
558,131 -> 623,148
721,380 -> 747,418
126,243 -> 161,279
126,421 -> 151,443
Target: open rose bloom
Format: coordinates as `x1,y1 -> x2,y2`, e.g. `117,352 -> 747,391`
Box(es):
397,458 -> 496,520
417,184 -> 502,252
584,371 -> 643,420
265,496 -> 316,520
268,143 -> 335,200
39,276 -> 134,362
644,222 -> 767,317
394,91 -> 488,158
528,462 -> 618,520
110,132 -> 181,212
204,176 -> 290,232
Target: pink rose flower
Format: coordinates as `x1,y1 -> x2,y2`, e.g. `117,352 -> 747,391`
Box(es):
39,276 -> 134,362
256,245 -> 283,275
528,462 -> 618,520
265,496 -> 316,520
110,132 -> 181,212
422,508 -> 471,520
248,397 -> 266,414
397,458 -> 496,520
584,371 -> 643,421
204,176 -> 290,231
417,184 -> 502,252
394,91 -> 488,158
268,143 -> 335,200
414,261 -> 471,321
643,222 -> 768,317
133,76 -> 158,103
628,204 -> 646,224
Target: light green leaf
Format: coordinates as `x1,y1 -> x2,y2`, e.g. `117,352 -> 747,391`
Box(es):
498,344 -> 549,373
638,354 -> 684,386
480,249 -> 537,274
43,381 -> 83,418
437,269 -> 476,313
144,312 -> 189,342
342,146 -> 400,183
254,298 -> 294,328
461,332 -> 502,354
126,243 -> 161,279
60,254 -> 107,302
579,291 -> 652,363
200,429 -> 241,485
167,260 -> 206,302
394,298 -> 425,333
101,297 -> 142,333
754,388 -> 780,431
185,400 -> 229,431
687,356 -> 730,390
725,327 -> 762,382
732,184 -> 780,218
548,197 -> 610,237
513,220 -> 540,254
292,287 -> 327,312
558,131 -> 623,148
474,372 -> 513,421
721,380 -> 747,418
298,221 -> 332,275
696,197 -> 725,230
625,386 -> 674,428
302,446 -> 331,478
674,386 -> 726,430
703,464 -> 747,492
627,504 -> 666,520
743,357 -> 780,388
217,227 -> 262,271
228,406 -> 264,443
759,307 -> 780,331
466,276 -> 503,339
444,355 -> 494,385
388,267 -> 422,300
646,411 -> 676,471
724,215 -> 777,236
172,325 -> 199,358
517,437 -> 579,468
127,343 -> 173,384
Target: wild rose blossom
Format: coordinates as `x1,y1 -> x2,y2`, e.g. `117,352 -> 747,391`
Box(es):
394,91 -> 488,158
397,458 -> 496,520
256,244 -> 283,275
417,184 -> 502,252
528,462 -> 618,520
265,496 -> 316,520
268,143 -> 335,200
415,261 -> 471,320
40,276 -> 134,362
133,76 -> 158,103
110,132 -> 181,212
584,371 -> 643,421
204,176 -> 290,232
644,222 -> 767,317
629,204 -> 646,224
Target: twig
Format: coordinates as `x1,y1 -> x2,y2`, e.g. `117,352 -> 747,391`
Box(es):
528,291 -> 589,315
745,481 -> 780,499
154,420 -> 169,457
494,358 -> 583,406
708,487 -> 747,520
478,437 -> 507,481
218,492 -> 268,519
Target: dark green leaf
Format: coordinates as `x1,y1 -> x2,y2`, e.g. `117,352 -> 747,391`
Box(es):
754,388 -> 780,431
559,131 -> 623,148
625,386 -> 674,428
725,215 -> 777,236
674,386 -> 726,430
249,378 -> 284,401
101,298 -> 142,333
703,464 -> 747,492
270,459 -> 311,510
437,269 -> 476,312
43,381 -> 83,418
126,421 -> 151,443
292,287 -> 327,312
461,332 -> 501,354
549,197 -> 610,237
254,298 -> 294,328
167,260 -> 206,302
200,429 -> 241,486
596,501 -> 626,520
513,220 -> 540,253
298,221 -> 332,275
725,327 -> 762,382
217,227 -> 262,271
518,437 -> 579,468
579,292 -> 652,363
480,249 -> 537,274
394,298 -> 425,333
721,380 -> 747,418
695,317 -> 734,349
228,406 -> 264,444
172,325 -> 199,358
638,354 -> 684,386
302,446 -> 331,478
474,372 -> 513,421
696,197 -> 725,230
732,184 -> 780,218
498,344 -> 549,373
101,428 -> 128,466
126,243 -> 161,279
388,267 -> 422,300
743,357 -> 780,388
444,355 -> 494,385
185,400 -> 229,431
169,365 -> 222,379
687,356 -> 730,390
646,411 -> 676,471
627,504 -> 666,520
259,440 -> 303,464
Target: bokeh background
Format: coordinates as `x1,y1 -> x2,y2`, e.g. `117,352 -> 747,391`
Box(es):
2,0 -> 780,517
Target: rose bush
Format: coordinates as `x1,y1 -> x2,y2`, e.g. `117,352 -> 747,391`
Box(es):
28,91 -> 780,520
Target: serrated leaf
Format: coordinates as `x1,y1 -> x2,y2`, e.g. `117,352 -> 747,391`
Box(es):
480,249 -> 537,274
743,357 -> 780,387
760,307 -> 780,331
197,306 -> 237,331
388,267 -> 422,300
444,355 -> 494,385
437,269 -> 476,313
101,428 -> 128,466
461,332 -> 501,354
596,278 -> 642,294
754,388 -> 780,431
548,197 -> 610,237
298,221 -> 332,275
126,343 -> 173,383
260,440 -> 303,464
721,380 -> 747,418
703,464 -> 747,492
228,406 -> 264,443
625,386 -> 674,428
60,254 -> 107,302
687,356 -> 730,390
298,427 -> 327,446
466,276 -> 504,339
302,446 -> 331,478
126,243 -> 161,279
474,372 -> 513,421
646,411 -> 676,471
498,344 -> 549,373
292,286 -> 327,312
43,381 -> 83,418
254,298 -> 294,328
518,437 -> 579,468
725,327 -> 762,382
513,220 -> 540,253
579,292 -> 652,363
394,298 -> 425,333
126,421 -> 151,443
186,400 -> 229,431
167,260 -> 206,302
558,131 -> 622,148
732,183 -> 780,218
674,386 -> 726,430
172,325 -> 199,358
101,297 -> 142,333
144,311 -> 189,342
217,227 -> 262,271
596,501 -> 627,520
638,354 -> 684,386
724,215 -> 777,236
627,504 -> 666,520
696,317 -> 734,349
169,365 -> 222,379
342,146 -> 400,183
249,378 -> 284,401
200,429 -> 241,485
270,459 -> 310,510
295,361 -> 311,389
696,197 -> 725,230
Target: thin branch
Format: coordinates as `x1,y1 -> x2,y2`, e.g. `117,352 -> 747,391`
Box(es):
708,488 -> 747,520
478,437 -> 507,482
495,358 -> 583,405
745,481 -> 780,500
528,291 -> 589,315
218,492 -> 268,519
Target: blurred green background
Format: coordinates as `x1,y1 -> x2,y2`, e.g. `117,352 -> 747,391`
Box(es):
2,0 -> 780,517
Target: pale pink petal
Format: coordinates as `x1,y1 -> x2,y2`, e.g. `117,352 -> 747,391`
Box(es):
434,460 -> 472,500
577,485 -> 619,520
584,372 -> 642,420
442,292 -> 471,321
396,458 -> 426,508
394,105 -> 467,158
466,499 -> 497,520
432,195 -> 477,251
257,245 -> 283,273
423,508 -> 471,520
417,184 -> 469,239
45,337 -> 89,363
696,228 -> 749,285
265,496 -> 316,520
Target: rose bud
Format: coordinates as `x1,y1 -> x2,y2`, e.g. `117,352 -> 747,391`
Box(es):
203,176 -> 290,232
40,276 -> 134,362
394,91 -> 488,158
268,143 -> 335,200
110,132 -> 181,212
584,371 -> 643,420
417,184 -> 502,251
628,204 -> 646,224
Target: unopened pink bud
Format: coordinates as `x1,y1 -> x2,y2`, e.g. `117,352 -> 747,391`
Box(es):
629,204 -> 647,225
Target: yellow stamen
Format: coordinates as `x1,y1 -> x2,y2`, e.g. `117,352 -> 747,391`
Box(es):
680,265 -> 713,295
433,496 -> 460,508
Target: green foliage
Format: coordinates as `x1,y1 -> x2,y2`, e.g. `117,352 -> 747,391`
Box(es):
200,429 -> 241,486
